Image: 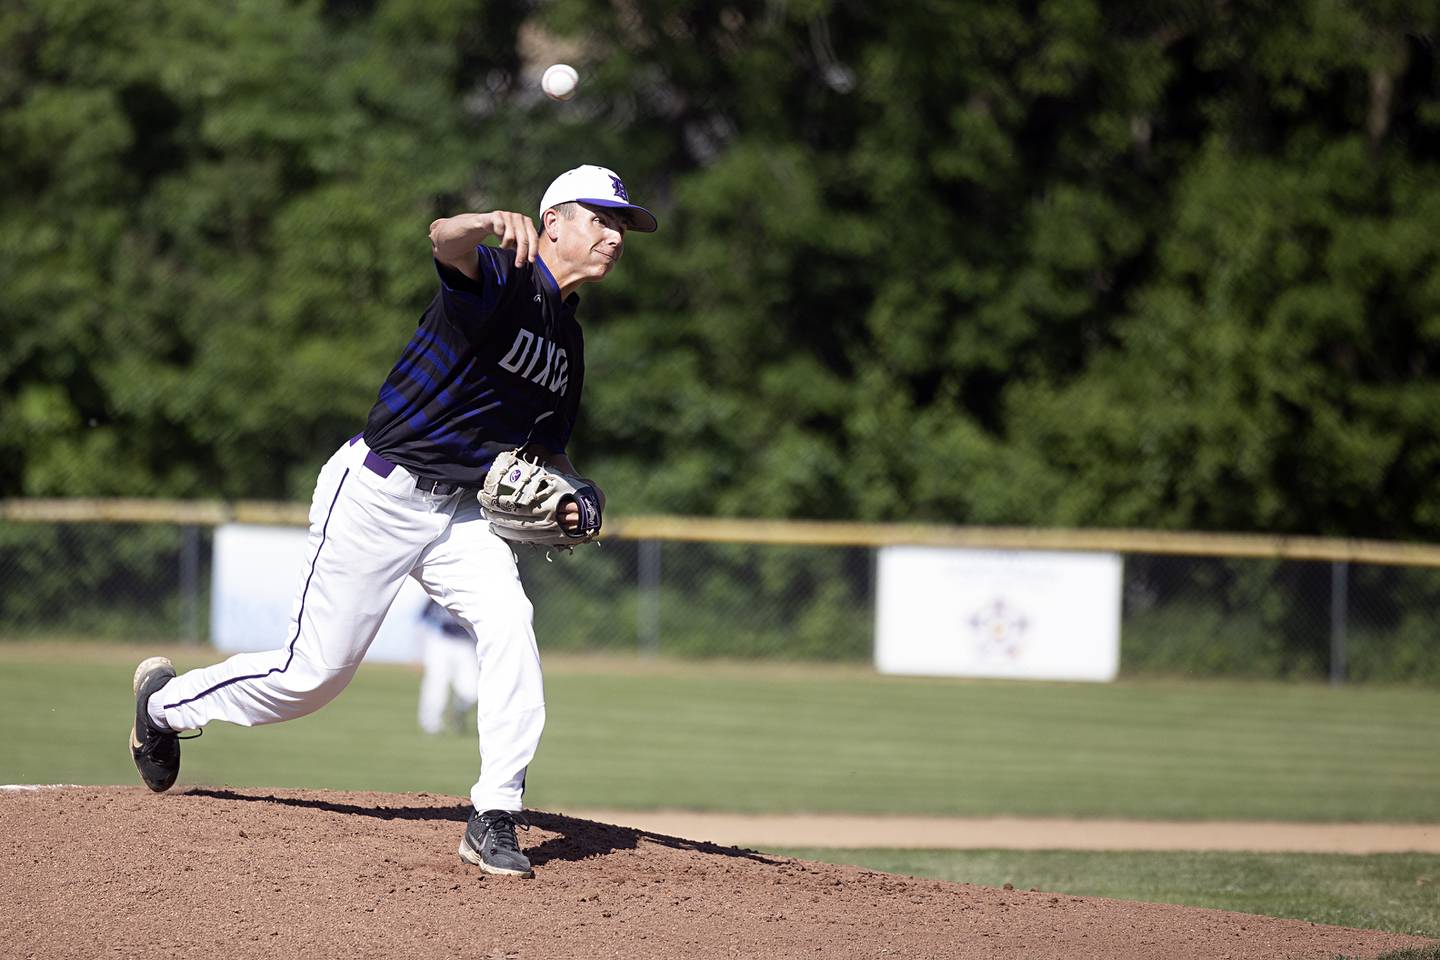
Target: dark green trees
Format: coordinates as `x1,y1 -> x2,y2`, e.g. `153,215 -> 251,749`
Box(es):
3,0 -> 1438,539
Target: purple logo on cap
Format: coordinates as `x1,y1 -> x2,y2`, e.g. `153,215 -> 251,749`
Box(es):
609,175 -> 629,201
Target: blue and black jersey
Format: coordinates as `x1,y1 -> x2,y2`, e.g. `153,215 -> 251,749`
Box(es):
363,247 -> 584,486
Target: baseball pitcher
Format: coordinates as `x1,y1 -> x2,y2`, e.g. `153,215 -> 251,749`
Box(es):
129,165 -> 657,878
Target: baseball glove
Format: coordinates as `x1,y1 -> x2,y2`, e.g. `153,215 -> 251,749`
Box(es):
478,450 -> 603,547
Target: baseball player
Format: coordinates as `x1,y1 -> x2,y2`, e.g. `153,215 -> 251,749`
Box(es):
416,599 -> 479,735
129,165 -> 657,878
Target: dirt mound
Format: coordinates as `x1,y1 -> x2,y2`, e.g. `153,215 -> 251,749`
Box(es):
1,786 -> 1431,960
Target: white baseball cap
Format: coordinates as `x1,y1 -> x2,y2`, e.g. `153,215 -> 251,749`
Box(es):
539,164 -> 658,233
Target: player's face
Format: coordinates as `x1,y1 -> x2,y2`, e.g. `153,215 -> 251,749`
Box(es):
558,204 -> 627,282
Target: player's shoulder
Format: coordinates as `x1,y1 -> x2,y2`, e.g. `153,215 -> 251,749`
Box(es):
436,245 -> 533,300
475,245 -> 539,278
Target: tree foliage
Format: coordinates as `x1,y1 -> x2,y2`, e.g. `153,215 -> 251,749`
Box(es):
3,0 -> 1439,539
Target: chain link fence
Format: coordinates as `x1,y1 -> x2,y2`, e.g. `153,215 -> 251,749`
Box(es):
519,539 -> 875,661
0,520 -> 210,645
1,513 -> 1438,684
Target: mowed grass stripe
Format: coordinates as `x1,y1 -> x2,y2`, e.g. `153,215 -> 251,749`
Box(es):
550,673 -> 1440,743
526,753 -> 1426,820
576,682 -> 1440,759
1,645 -> 1437,822
544,676 -> 1435,756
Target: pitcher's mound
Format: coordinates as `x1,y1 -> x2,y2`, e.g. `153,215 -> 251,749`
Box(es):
1,786 -> 1430,959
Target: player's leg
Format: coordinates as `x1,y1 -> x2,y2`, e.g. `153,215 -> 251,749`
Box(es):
133,439 -> 451,785
131,439 -> 452,791
416,503 -> 544,812
414,498 -> 542,876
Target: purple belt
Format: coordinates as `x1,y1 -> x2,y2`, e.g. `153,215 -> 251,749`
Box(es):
350,434 -> 465,496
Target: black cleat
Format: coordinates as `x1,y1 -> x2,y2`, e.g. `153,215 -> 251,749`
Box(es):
458,809 -> 534,878
130,656 -> 181,792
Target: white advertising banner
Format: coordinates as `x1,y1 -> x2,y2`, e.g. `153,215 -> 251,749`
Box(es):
210,524 -> 432,663
875,546 -> 1122,682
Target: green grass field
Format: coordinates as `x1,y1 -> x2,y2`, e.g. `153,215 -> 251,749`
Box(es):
3,642 -> 1439,939
777,848 -> 1440,939
9,642 -> 1434,821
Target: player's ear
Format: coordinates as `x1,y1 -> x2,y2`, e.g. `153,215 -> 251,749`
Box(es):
543,208 -> 560,242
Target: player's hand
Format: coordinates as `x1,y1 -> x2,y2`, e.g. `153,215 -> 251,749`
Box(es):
430,212 -> 537,276
559,500 -> 582,535
484,211 -> 539,267
558,483 -> 604,534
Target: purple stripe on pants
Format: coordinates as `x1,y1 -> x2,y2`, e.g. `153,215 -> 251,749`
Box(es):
162,468 -> 352,711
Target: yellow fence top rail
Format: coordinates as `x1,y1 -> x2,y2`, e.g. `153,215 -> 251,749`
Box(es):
5,498 -> 1440,568
0,498 -> 309,527
605,516 -> 1440,567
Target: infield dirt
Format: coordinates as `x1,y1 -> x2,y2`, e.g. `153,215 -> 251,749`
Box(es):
2,786 -> 1433,960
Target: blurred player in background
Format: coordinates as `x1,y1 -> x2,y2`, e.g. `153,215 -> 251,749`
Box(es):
417,600 -> 479,735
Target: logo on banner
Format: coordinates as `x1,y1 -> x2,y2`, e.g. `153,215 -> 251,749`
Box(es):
968,597 -> 1030,661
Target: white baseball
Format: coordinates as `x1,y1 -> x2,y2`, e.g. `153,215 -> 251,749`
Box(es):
541,64 -> 579,101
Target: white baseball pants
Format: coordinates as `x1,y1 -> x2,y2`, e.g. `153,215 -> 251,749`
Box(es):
148,436 -> 545,813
